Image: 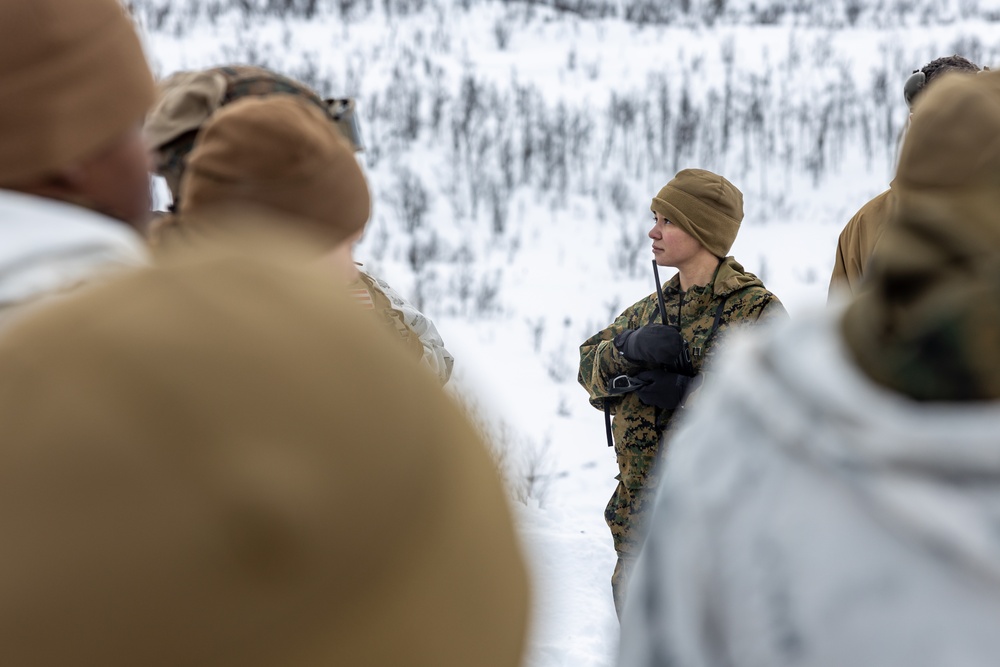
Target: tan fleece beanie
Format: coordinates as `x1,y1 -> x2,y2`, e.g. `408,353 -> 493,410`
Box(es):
0,0 -> 155,186
0,225 -> 529,667
651,168 -> 744,257
842,69 -> 1000,401
180,96 -> 370,247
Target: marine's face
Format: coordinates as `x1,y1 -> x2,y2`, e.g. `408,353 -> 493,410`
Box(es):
648,211 -> 702,268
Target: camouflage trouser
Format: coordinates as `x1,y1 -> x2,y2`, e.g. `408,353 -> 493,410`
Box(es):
605,456 -> 658,619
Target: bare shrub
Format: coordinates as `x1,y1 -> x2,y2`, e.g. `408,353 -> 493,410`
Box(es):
488,180 -> 511,235
393,166 -> 430,235
493,16 -> 513,49
546,347 -> 576,383
474,271 -> 503,316
491,422 -> 555,505
407,230 -> 440,275
529,317 -> 546,353
458,398 -> 555,506
449,244 -> 476,315
611,223 -> 646,278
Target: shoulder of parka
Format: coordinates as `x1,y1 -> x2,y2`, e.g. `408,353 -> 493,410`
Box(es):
712,257 -> 786,323
841,188 -> 896,261
712,256 -> 765,298
829,188 -> 896,298
852,188 -> 895,238
358,269 -> 455,384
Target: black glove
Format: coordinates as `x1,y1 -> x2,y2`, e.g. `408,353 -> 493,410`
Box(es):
633,369 -> 692,410
614,324 -> 694,375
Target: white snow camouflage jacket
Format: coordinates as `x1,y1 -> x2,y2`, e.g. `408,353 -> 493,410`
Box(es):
620,309 -> 1000,667
0,189 -> 146,327
352,269 -> 454,385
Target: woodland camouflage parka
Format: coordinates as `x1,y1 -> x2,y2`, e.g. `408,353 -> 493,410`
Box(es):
578,256 -> 785,610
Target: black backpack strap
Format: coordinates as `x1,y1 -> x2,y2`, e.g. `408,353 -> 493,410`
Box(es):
604,400 -> 614,448
710,297 -> 728,336
691,297 -> 729,359
699,289 -> 773,355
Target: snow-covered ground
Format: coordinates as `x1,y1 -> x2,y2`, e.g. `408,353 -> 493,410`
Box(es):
134,2 -> 1000,663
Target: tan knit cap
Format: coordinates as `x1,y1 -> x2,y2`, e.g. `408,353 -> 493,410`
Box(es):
651,168 -> 744,257
0,226 -> 530,666
0,0 -> 155,186
842,69 -> 1000,400
180,96 -> 370,247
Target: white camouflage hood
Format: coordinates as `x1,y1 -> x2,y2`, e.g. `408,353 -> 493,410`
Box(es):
621,311 -> 1000,667
741,310 -> 1000,585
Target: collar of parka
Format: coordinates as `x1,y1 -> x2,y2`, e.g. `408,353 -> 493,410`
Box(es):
661,256 -> 765,299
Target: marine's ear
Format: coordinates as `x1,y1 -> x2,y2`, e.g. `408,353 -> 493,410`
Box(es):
904,69 -> 926,109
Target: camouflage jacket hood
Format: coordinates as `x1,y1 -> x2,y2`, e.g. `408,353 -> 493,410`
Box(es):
674,255 -> 768,299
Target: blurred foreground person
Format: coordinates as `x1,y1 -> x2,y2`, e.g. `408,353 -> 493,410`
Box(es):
828,54 -> 980,299
144,66 -> 454,383
620,71 -> 1000,667
578,169 -> 785,618
0,222 -> 529,667
0,0 -> 155,325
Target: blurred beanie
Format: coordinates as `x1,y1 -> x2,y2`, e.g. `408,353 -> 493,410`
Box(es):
145,65 -> 336,201
0,0 -> 155,186
0,232 -> 530,666
179,96 -> 370,247
651,168 -> 744,257
842,69 -> 1000,401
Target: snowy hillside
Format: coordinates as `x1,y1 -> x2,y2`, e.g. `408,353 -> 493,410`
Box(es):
131,1 -> 1000,664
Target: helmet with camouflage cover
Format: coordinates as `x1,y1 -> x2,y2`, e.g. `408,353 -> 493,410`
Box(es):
144,65 -> 363,205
